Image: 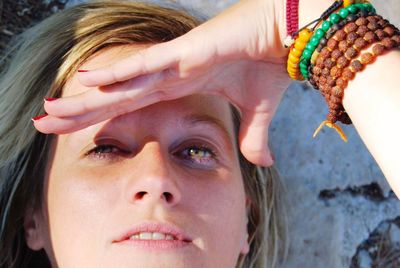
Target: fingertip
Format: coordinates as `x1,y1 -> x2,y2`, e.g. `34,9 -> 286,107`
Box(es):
43,98 -> 57,116
31,114 -> 48,121
44,97 -> 58,102
240,146 -> 274,167
239,132 -> 273,166
76,69 -> 101,87
270,152 -> 276,162
31,117 -> 52,134
238,123 -> 272,166
263,152 -> 275,167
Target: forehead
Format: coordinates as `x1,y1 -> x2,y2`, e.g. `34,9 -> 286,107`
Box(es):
62,45 -> 236,139
63,45 -> 148,97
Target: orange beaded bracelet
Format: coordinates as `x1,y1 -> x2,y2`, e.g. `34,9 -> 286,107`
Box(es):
287,29 -> 313,80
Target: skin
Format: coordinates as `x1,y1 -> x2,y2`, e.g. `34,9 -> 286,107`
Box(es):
25,46 -> 250,268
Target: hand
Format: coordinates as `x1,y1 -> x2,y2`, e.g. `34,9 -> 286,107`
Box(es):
33,0 -> 290,166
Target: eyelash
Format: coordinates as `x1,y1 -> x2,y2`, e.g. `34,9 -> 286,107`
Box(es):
85,143 -> 218,167
85,144 -> 129,161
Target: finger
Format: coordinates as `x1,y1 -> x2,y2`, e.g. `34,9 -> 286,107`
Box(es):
38,90 -> 167,134
32,111 -> 102,134
45,71 -> 167,117
42,76 -> 207,133
238,109 -> 274,167
77,41 -> 181,87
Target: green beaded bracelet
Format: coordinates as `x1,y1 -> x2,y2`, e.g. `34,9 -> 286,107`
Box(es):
299,2 -> 376,79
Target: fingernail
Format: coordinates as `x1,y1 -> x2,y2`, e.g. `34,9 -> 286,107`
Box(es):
270,153 -> 275,162
31,114 -> 48,121
44,97 -> 58,102
78,69 -> 89,73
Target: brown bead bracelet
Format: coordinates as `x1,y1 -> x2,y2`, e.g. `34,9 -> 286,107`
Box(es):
309,15 -> 400,141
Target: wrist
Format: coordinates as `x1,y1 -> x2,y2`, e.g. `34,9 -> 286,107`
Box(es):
283,0 -> 337,57
298,0 -> 337,31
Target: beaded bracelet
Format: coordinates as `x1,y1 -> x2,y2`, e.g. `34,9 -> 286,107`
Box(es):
286,1 -> 342,79
285,0 -> 400,141
286,0 -> 369,80
285,1 -> 400,141
299,2 -> 376,80
311,17 -> 400,140
343,0 -> 355,7
313,39 -> 400,140
286,0 -> 299,37
312,17 -> 397,109
310,15 -> 391,91
309,10 -> 367,67
287,29 -> 313,80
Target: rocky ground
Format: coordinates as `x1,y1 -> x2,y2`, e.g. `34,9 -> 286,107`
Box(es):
0,0 -> 67,56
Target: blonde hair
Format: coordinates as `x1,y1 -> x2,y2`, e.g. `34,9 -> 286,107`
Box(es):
0,1 -> 287,267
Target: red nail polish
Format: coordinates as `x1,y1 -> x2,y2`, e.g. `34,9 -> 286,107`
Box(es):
32,114 -> 48,121
44,97 -> 58,102
271,153 -> 276,161
78,69 -> 89,73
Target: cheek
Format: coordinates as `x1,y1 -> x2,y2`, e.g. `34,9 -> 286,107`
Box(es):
47,164 -> 117,216
45,167 -> 121,266
182,167 -> 246,222
189,170 -> 247,263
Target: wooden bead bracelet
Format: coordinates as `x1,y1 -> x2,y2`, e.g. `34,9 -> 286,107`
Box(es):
310,17 -> 400,140
299,2 -> 375,80
285,1 -> 400,141
285,0 -> 364,80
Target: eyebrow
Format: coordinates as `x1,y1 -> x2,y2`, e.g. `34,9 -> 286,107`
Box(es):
181,114 -> 235,147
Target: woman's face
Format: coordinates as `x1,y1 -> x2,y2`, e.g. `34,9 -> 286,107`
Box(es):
27,46 -> 249,268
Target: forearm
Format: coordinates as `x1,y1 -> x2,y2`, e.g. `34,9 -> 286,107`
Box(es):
343,49 -> 400,198
297,0 -> 400,197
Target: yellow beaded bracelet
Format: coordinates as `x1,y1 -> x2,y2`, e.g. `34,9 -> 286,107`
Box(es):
286,0 -> 368,80
343,0 -> 355,8
287,28 -> 313,80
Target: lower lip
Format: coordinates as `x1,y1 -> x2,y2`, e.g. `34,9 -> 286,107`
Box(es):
117,239 -> 191,250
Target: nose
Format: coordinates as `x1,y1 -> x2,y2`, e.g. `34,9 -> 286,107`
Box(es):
127,141 -> 182,207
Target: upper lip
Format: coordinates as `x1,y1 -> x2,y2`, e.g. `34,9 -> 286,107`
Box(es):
113,221 -> 193,243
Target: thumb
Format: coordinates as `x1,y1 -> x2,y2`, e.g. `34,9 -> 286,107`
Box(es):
238,109 -> 274,167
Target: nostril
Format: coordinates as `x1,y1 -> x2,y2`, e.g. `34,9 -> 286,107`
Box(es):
133,191 -> 175,203
134,191 -> 147,200
163,192 -> 173,203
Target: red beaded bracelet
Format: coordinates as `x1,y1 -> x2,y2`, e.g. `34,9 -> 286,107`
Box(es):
286,0 -> 299,37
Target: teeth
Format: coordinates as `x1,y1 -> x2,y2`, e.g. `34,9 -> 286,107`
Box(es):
139,232 -> 152,240
131,234 -> 140,240
130,232 -> 176,241
152,232 -> 166,240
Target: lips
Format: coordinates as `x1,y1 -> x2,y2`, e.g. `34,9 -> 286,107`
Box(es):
113,222 -> 193,243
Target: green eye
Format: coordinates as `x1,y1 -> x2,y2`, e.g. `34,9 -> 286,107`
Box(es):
187,147 -> 212,159
175,144 -> 218,168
